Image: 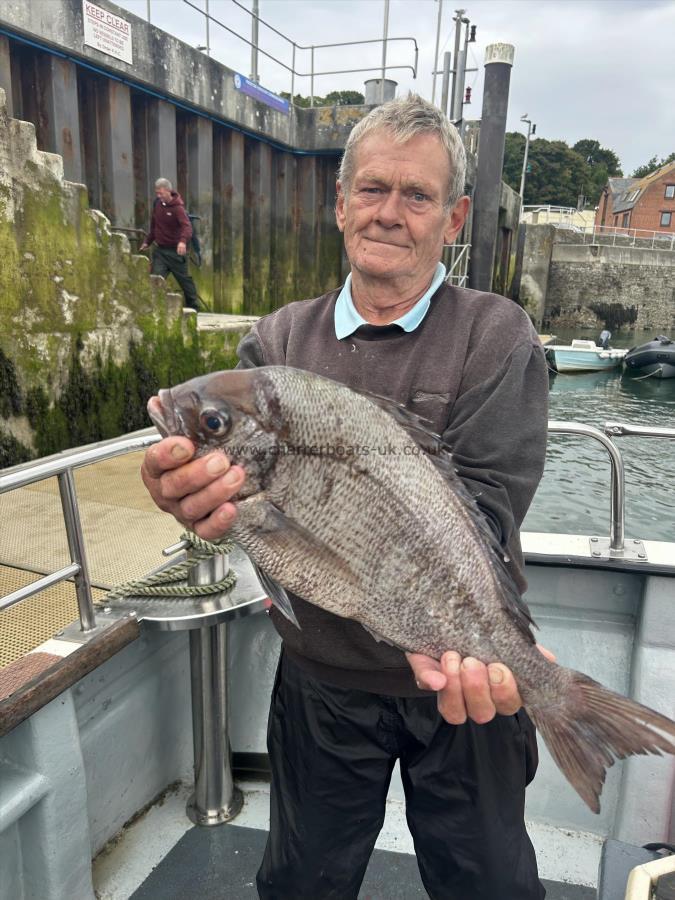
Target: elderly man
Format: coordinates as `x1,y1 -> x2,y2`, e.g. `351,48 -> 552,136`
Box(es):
140,178 -> 200,311
142,95 -> 549,899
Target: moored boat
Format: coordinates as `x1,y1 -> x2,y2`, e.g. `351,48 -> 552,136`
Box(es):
546,339 -> 628,374
624,335 -> 675,379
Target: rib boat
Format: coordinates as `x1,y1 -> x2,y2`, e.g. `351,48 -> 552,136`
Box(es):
1,420 -> 674,900
623,336 -> 675,379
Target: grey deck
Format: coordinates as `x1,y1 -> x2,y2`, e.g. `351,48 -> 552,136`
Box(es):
130,823 -> 596,899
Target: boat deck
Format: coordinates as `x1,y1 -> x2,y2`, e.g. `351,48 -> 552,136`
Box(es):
93,780 -> 596,900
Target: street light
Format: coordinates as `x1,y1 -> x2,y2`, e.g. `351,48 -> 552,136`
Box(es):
519,113 -> 536,201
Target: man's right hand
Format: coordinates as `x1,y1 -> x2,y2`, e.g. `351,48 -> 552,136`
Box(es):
141,436 -> 246,540
139,242 -> 149,251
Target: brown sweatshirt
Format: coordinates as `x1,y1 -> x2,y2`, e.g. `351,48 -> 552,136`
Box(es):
236,283 -> 549,695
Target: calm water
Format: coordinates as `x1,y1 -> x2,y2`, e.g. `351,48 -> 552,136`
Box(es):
522,329 -> 675,542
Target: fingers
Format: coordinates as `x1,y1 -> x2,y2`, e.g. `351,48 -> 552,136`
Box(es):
140,438 -> 246,539
536,643 -> 557,663
405,652 -> 447,693
486,663 -> 523,717
437,652 -> 468,724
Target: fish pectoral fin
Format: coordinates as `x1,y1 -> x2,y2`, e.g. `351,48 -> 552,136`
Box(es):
252,562 -> 300,629
246,498 -> 362,597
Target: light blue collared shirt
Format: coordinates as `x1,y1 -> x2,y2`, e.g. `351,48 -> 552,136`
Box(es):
334,263 -> 447,340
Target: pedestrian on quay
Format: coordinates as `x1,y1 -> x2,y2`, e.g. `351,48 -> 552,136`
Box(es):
141,94 -> 551,899
140,178 -> 201,311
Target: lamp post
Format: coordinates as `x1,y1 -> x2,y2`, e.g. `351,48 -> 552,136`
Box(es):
519,113 -> 536,201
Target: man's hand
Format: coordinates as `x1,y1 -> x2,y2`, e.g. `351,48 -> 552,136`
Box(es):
141,436 -> 246,540
177,241 -> 187,256
139,242 -> 149,251
406,644 -> 556,724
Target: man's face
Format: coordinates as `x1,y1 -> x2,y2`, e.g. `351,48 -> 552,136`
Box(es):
155,186 -> 172,203
335,131 -> 467,288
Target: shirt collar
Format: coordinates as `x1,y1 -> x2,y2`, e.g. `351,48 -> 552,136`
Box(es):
334,263 -> 447,340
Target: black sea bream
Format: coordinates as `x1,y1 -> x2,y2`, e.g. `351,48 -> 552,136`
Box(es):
148,366 -> 675,812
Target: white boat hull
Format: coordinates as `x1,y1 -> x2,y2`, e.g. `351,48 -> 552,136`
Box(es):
548,343 -> 628,373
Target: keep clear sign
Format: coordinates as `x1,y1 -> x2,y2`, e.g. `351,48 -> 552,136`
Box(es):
82,0 -> 133,65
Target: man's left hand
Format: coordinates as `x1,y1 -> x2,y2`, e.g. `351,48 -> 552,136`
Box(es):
177,241 -> 187,256
406,644 -> 556,724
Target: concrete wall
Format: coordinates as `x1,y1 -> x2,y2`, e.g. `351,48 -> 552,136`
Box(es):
545,243 -> 675,331
514,224 -> 675,331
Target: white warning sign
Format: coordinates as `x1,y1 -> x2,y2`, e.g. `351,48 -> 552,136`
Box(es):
83,1 -> 133,65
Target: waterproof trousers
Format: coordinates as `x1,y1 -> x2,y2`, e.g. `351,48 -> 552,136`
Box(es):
256,652 -> 545,900
151,245 -> 200,310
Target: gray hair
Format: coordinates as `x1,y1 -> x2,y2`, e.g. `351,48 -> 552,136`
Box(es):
155,178 -> 172,190
338,93 -> 466,209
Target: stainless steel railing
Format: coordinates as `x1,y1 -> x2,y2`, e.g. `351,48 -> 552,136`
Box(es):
0,428 -> 160,629
2,419 -> 675,633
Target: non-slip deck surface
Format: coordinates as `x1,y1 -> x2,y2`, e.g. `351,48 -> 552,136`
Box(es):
130,823 -> 596,900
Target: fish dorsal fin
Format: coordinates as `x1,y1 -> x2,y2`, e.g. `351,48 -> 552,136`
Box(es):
360,388 -> 537,646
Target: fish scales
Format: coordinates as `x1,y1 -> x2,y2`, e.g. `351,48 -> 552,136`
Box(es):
148,365 -> 675,813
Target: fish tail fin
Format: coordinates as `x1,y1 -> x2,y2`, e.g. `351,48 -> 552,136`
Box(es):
527,669 -> 675,813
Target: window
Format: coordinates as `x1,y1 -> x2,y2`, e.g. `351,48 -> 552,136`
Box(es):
622,212 -> 630,227
628,189 -> 640,202
665,185 -> 675,199
660,211 -> 672,227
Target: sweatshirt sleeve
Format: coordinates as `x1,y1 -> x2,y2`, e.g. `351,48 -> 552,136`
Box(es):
235,328 -> 266,369
175,206 -> 193,244
442,339 -> 549,566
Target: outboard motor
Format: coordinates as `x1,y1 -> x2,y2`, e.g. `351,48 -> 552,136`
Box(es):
598,329 -> 611,349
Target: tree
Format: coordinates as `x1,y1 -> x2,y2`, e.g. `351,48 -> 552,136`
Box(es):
502,133 -> 623,207
632,152 -> 675,178
280,90 -> 364,108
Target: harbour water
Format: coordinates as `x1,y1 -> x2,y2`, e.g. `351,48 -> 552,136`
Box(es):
523,329 -> 675,542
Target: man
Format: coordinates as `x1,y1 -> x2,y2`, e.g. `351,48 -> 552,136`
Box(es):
142,95 -> 550,899
140,178 -> 200,311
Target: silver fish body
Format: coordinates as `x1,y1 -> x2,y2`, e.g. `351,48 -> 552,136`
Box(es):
148,365 -> 675,813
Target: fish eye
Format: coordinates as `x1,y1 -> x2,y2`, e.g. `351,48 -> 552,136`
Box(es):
200,407 -> 232,437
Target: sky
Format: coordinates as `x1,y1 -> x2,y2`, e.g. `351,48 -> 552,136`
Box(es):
113,0 -> 675,177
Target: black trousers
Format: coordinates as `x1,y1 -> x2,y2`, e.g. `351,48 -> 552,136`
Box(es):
257,653 -> 545,900
151,245 -> 200,310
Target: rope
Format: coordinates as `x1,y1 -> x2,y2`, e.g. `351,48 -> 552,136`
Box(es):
629,366 -> 663,381
106,531 -> 237,601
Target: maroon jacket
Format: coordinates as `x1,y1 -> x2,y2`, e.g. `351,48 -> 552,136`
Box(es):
146,192 -> 192,248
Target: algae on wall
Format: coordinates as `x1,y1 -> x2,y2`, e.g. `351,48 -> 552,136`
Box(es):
0,87 -> 241,468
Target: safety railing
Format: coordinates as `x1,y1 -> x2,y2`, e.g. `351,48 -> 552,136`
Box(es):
2,419 -> 675,634
520,205 -> 590,229
0,429 -> 160,630
175,0 -> 418,107
579,224 -> 675,251
444,243 -> 470,288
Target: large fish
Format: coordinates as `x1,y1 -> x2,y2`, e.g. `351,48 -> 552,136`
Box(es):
147,365 -> 675,812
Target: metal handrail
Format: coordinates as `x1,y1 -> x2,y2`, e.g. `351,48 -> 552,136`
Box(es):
548,422 -> 626,551
181,0 -> 418,106
2,419 -> 674,628
0,429 -> 161,628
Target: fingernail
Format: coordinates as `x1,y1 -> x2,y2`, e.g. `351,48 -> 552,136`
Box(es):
206,454 -> 229,475
171,444 -> 190,461
223,469 -> 241,486
445,655 -> 460,674
462,657 -> 482,670
488,666 -> 504,685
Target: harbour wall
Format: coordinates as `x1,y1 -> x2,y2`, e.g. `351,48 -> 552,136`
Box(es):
515,225 -> 675,331
0,86 -> 250,466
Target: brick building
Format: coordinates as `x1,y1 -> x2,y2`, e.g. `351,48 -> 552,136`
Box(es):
595,161 -> 675,235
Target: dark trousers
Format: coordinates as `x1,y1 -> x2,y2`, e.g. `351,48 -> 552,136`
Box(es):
257,652 -> 545,900
151,245 -> 200,310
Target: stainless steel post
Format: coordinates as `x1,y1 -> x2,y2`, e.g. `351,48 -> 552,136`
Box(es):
290,44 -> 296,101
310,46 -> 314,106
250,0 -> 260,82
186,548 -> 243,825
380,0 -> 390,104
449,8 -> 465,119
57,469 -> 96,632
440,51 -> 452,116
205,0 -> 210,56
431,0 -> 443,104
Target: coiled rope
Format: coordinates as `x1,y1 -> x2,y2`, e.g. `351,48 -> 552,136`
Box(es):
106,531 -> 237,601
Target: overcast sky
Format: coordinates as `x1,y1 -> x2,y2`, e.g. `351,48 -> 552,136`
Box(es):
114,0 -> 675,176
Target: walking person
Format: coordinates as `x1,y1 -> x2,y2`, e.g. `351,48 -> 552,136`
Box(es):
140,178 -> 201,311
141,95 -> 550,899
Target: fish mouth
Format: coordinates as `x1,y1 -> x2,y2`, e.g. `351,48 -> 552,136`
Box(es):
147,390 -> 181,437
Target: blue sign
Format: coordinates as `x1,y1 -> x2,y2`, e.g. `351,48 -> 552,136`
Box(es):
233,73 -> 290,115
